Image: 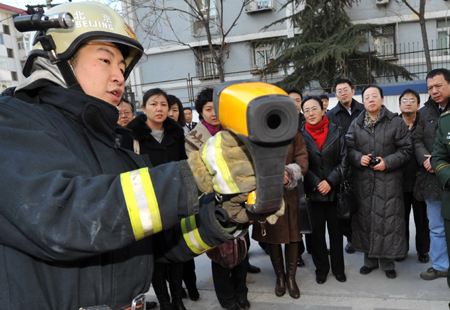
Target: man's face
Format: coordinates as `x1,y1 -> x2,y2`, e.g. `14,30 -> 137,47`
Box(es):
289,92 -> 302,114
117,101 -> 133,127
184,109 -> 193,123
72,42 -> 126,106
427,74 -> 450,106
335,83 -> 355,106
321,99 -> 329,110
399,93 -> 420,115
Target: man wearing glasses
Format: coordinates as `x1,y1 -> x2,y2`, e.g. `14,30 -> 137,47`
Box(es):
117,98 -> 135,127
326,79 -> 365,255
398,89 -> 430,264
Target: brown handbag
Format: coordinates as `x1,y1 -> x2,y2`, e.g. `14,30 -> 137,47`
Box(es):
206,236 -> 247,269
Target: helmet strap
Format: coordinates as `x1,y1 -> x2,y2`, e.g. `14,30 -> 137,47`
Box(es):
56,60 -> 84,93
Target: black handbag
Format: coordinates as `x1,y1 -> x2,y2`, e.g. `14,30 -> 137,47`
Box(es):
297,180 -> 313,234
336,180 -> 356,219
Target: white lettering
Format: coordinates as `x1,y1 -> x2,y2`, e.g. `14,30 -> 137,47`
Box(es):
83,21 -> 88,28
75,21 -> 82,28
108,24 -> 113,30
102,22 -> 108,29
102,14 -> 112,24
92,21 -> 98,27
73,11 -> 85,20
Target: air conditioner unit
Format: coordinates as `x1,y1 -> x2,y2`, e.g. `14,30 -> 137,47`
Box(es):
245,0 -> 274,13
376,0 -> 389,5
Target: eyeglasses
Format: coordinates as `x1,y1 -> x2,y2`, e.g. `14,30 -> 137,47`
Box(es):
401,98 -> 416,104
336,88 -> 351,95
303,107 -> 320,114
119,111 -> 132,117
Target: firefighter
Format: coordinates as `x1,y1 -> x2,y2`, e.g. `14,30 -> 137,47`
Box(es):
0,2 -> 275,309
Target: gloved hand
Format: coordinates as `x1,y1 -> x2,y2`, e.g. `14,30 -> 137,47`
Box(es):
222,193 -> 285,225
187,131 -> 256,195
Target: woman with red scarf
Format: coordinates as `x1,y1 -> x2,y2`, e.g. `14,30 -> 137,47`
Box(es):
301,96 -> 348,284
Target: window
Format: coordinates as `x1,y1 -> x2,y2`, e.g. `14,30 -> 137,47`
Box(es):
11,71 -> 17,81
195,0 -> 216,18
7,48 -> 13,58
254,44 -> 275,69
17,36 -> 30,50
371,24 -> 396,58
0,34 -> 4,45
3,24 -> 10,35
0,56 -> 8,70
437,19 -> 450,55
197,49 -> 219,78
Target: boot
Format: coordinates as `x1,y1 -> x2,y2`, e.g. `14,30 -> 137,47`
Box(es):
268,244 -> 286,297
285,243 -> 300,299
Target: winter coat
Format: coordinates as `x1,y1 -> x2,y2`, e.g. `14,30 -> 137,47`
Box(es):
346,106 -> 412,258
252,130 -> 309,244
413,98 -> 450,200
0,84 -> 239,310
121,113 -> 187,166
431,110 -> 450,220
302,122 -> 348,202
400,113 -> 421,192
326,99 -> 365,134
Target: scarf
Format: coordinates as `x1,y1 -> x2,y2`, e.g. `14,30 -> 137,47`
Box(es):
364,111 -> 382,133
201,119 -> 223,136
305,115 -> 329,151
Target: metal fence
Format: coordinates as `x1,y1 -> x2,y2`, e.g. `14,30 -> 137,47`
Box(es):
131,41 -> 450,107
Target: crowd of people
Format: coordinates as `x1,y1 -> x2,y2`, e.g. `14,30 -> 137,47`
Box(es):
113,69 -> 450,310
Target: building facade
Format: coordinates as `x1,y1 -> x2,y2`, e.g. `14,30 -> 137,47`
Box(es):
0,4 -> 29,90
126,0 -> 450,112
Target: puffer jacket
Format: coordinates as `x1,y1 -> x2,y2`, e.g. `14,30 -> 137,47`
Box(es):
401,112 -> 421,192
346,106 -> 412,258
301,122 -> 348,202
413,98 -> 450,200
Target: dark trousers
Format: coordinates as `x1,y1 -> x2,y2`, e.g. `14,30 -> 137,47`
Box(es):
403,191 -> 430,254
152,262 -> 184,305
444,219 -> 450,288
310,201 -> 344,276
211,236 -> 250,308
182,258 -> 197,293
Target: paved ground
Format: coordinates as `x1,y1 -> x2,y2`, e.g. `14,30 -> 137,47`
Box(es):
145,219 -> 450,310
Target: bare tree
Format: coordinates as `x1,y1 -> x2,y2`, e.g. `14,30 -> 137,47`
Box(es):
401,0 -> 432,72
120,0 -> 251,82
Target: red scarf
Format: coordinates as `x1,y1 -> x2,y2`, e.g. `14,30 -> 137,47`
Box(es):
305,115 -> 329,151
201,119 -> 223,136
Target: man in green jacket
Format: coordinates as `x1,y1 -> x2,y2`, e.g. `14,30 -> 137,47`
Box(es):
430,109 -> 450,288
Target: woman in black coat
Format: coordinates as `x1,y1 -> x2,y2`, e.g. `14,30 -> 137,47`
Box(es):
301,96 -> 348,284
346,85 -> 412,280
121,88 -> 187,310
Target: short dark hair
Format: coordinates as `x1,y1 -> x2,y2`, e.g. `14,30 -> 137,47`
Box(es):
361,84 -> 384,101
426,68 -> 450,83
334,79 -> 354,91
168,94 -> 186,126
183,107 -> 193,112
286,88 -> 303,98
301,96 -> 323,111
194,88 -> 214,120
399,88 -> 420,105
319,94 -> 329,101
118,97 -> 134,113
142,88 -> 169,107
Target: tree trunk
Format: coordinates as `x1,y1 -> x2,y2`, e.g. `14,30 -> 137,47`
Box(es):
419,0 -> 432,72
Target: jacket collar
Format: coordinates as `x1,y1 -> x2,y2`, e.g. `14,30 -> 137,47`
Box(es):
337,98 -> 363,113
126,113 -> 183,141
355,105 -> 396,126
38,85 -> 120,146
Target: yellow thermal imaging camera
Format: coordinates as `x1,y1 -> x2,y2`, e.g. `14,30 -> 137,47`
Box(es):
213,80 -> 298,214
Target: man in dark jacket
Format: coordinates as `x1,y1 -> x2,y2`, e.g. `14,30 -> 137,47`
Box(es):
0,3 -> 258,310
431,108 -> 450,288
398,89 -> 430,263
414,68 -> 450,281
326,79 -> 365,254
